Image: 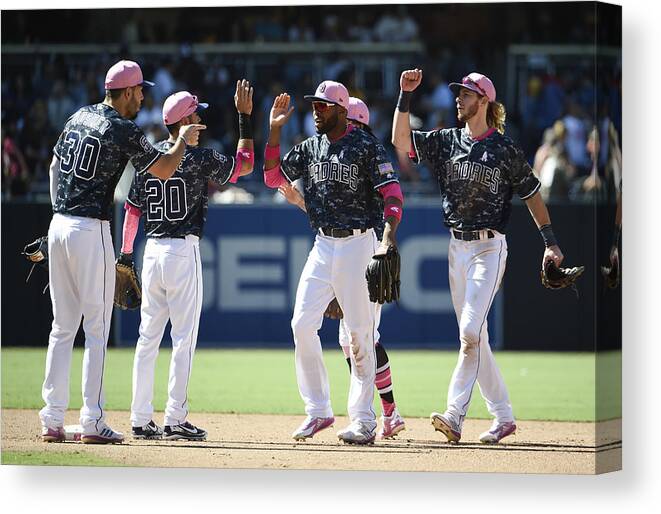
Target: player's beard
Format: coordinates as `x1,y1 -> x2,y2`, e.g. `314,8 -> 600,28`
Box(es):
315,110 -> 339,135
457,101 -> 479,123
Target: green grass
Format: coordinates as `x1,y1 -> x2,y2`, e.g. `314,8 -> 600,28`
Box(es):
0,347 -> 621,422
1,450 -> 120,466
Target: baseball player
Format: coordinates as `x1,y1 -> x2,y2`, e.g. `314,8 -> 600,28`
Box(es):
119,82 -> 254,440
263,81 -> 404,445
40,60 -> 205,444
278,96 -> 405,440
392,69 -> 566,444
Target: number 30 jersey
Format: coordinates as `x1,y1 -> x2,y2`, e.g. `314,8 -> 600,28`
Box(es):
52,103 -> 161,221
127,139 -> 235,239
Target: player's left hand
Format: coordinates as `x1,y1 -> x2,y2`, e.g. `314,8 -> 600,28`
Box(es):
278,183 -> 305,210
375,238 -> 397,256
235,79 -> 254,115
542,244 -> 564,269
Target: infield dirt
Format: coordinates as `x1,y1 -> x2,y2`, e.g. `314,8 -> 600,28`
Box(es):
1,409 -> 621,474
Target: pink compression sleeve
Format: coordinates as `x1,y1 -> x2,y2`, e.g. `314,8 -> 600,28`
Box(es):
228,148 -> 254,184
121,202 -> 141,254
263,144 -> 288,189
378,182 -> 404,222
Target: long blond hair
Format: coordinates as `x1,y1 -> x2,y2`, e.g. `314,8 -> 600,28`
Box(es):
487,101 -> 507,134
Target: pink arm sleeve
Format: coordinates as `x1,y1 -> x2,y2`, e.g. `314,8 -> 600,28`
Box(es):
121,202 -> 141,254
263,144 -> 289,189
378,182 -> 404,222
228,148 -> 254,184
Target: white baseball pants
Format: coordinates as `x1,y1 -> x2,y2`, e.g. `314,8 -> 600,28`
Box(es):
292,229 -> 378,428
445,231 -> 515,426
130,235 -> 203,428
40,213 -> 115,432
339,304 -> 381,349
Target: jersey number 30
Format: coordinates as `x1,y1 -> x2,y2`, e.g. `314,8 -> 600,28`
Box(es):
145,177 -> 188,222
59,130 -> 101,180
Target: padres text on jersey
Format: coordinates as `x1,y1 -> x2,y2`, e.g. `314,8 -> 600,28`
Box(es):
281,126 -> 399,231
412,128 -> 541,233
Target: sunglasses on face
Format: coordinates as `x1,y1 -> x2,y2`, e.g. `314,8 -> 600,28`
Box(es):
312,101 -> 336,113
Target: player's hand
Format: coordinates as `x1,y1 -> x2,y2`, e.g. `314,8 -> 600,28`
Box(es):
270,93 -> 295,129
374,240 -> 397,257
324,298 -> 343,320
542,245 -> 564,269
179,123 -> 207,146
278,183 -> 305,209
235,79 -> 254,115
400,68 -> 423,92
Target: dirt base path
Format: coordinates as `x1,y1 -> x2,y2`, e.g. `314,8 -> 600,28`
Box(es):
1,409 -> 621,474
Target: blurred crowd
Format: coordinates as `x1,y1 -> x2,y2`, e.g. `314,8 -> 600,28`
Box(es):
2,4 -> 621,203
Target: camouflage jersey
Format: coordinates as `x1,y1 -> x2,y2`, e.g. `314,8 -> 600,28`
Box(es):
127,140 -> 235,238
281,125 -> 399,231
411,127 -> 541,233
52,103 -> 160,221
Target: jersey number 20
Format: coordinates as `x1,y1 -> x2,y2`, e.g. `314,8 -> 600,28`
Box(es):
145,177 -> 188,222
59,130 -> 101,181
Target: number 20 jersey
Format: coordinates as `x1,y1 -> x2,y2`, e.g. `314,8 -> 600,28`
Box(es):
127,139 -> 235,239
52,103 -> 161,221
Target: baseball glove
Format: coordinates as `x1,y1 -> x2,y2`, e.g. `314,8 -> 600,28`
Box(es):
22,235 -> 49,290
114,253 -> 141,310
541,260 -> 585,290
324,298 -> 344,319
600,258 -> 620,290
365,245 -> 401,304
23,235 -> 49,268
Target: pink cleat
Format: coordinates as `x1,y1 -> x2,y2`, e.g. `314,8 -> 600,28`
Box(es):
41,426 -> 66,443
479,421 -> 517,444
379,408 -> 406,439
292,416 -> 335,441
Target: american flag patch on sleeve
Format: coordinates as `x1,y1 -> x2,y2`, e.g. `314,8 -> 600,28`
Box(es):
378,162 -> 394,175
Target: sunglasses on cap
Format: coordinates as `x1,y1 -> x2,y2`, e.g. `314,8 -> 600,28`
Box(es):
462,77 -> 487,97
312,101 -> 337,112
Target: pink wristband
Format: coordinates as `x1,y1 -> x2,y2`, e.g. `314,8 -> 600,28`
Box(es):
384,203 -> 402,222
229,148 -> 254,184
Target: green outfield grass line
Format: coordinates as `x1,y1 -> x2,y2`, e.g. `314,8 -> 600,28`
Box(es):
1,347 -> 621,422
1,450 -> 121,467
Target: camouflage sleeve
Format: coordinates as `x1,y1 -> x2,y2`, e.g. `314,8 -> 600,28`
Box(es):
369,139 -> 399,189
123,121 -> 161,175
126,172 -> 143,210
199,148 -> 236,186
510,145 -> 541,200
53,130 -> 65,159
410,129 -> 445,165
280,143 -> 307,183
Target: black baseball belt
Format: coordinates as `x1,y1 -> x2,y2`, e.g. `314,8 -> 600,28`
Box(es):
451,229 -> 495,241
320,227 -> 368,238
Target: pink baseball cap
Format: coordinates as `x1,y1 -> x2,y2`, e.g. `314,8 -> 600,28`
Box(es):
304,80 -> 349,110
104,60 -> 154,90
348,97 -> 370,126
162,91 -> 209,125
449,72 -> 497,102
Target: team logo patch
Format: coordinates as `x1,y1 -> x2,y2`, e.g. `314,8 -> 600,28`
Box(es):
139,136 -> 152,153
378,162 -> 394,175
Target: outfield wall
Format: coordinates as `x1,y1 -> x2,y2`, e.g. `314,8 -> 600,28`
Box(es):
1,201 -> 620,351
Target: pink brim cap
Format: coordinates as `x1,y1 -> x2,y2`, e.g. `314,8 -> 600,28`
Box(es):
163,91 -> 208,125
105,60 -> 154,90
449,72 -> 496,102
304,80 -> 350,110
348,97 -> 370,126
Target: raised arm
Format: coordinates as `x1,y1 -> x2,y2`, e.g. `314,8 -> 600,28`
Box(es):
392,68 -> 423,152
228,79 -> 255,182
263,93 -> 295,188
